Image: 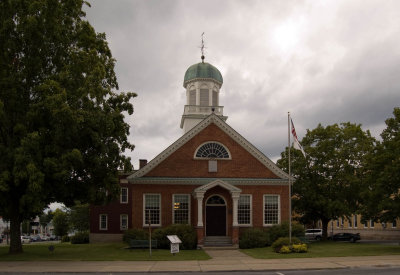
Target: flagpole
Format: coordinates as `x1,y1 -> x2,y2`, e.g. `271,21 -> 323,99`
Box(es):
288,112 -> 292,244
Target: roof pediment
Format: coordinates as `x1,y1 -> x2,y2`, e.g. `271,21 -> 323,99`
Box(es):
194,179 -> 241,194
128,113 -> 289,180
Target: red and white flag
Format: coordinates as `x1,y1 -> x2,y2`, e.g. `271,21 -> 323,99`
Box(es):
291,118 -> 306,157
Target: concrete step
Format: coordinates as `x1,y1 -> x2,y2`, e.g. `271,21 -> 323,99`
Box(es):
203,236 -> 233,247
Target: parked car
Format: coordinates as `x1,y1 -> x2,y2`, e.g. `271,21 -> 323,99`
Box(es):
40,235 -> 49,241
331,232 -> 360,242
305,229 -> 323,241
30,235 -> 42,242
21,236 -> 31,244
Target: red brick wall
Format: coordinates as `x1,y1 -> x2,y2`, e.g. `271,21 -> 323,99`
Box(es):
145,124 -> 280,178
130,183 -> 289,234
90,181 -> 132,234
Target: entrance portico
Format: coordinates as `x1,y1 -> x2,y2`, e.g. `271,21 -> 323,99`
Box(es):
193,179 -> 241,246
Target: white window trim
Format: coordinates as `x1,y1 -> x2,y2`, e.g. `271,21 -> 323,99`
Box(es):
143,194 -> 161,227
348,217 -> 352,228
193,141 -> 232,160
238,194 -> 252,226
120,214 -> 128,230
263,194 -> 280,226
172,194 -> 191,224
99,214 -> 107,230
120,187 -> 128,204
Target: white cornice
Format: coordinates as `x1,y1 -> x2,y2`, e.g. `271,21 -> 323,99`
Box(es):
127,113 -> 290,180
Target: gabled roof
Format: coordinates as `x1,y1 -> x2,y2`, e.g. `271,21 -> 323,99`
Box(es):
128,113 -> 289,180
194,179 -> 241,194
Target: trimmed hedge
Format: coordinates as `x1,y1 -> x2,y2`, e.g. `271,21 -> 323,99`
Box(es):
71,231 -> 89,244
239,228 -> 269,249
122,228 -> 149,244
153,224 -> 197,250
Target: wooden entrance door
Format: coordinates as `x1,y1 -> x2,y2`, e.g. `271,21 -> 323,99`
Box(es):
206,195 -> 226,236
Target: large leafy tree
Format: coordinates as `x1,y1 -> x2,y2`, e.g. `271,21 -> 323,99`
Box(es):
277,123 -> 375,239
52,208 -> 69,238
69,202 -> 89,232
0,0 -> 135,253
361,108 -> 400,222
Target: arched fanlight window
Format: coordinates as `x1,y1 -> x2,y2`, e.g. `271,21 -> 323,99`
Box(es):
195,142 -> 230,159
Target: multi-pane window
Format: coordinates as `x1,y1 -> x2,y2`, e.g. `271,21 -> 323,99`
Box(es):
195,142 -> 230,159
336,219 -> 339,228
348,217 -> 352,228
264,195 -> 279,225
340,217 -> 344,227
173,194 -> 190,224
120,187 -> 128,203
99,214 -> 107,230
144,194 -> 161,226
353,215 -> 358,228
189,90 -> 196,105
200,89 -> 209,106
120,214 -> 128,230
238,195 -> 251,225
363,219 -> 368,228
370,220 -> 374,228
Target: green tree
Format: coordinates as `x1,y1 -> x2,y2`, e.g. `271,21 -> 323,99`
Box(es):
39,210 -> 53,233
69,202 -> 89,232
361,108 -> 400,222
0,0 -> 135,254
277,123 -> 375,239
52,209 -> 69,237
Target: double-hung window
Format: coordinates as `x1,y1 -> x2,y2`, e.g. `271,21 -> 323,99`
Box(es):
173,194 -> 190,224
144,194 -> 161,226
120,214 -> 128,230
263,195 -> 280,226
99,214 -> 108,230
120,187 -> 128,203
238,195 -> 251,225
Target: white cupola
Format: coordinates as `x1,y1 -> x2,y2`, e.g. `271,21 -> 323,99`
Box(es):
180,57 -> 227,133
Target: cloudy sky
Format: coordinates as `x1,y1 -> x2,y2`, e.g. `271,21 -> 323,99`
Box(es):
84,0 -> 400,167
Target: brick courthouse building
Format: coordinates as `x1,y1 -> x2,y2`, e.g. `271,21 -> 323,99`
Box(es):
90,57 -> 290,247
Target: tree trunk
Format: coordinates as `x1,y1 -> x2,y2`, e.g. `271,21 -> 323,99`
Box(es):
322,218 -> 329,240
9,216 -> 23,254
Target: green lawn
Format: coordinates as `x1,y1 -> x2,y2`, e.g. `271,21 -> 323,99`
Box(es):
241,241 -> 400,259
0,242 -> 210,261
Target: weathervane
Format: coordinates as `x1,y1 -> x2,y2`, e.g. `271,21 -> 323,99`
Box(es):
200,32 -> 206,63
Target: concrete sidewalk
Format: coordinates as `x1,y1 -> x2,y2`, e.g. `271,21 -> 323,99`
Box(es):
0,249 -> 400,272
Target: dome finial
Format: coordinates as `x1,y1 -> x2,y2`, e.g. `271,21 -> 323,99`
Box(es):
200,32 -> 205,63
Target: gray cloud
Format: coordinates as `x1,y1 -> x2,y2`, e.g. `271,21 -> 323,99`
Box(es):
85,0 -> 400,167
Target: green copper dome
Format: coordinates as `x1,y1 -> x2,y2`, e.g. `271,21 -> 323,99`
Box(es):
183,62 -> 223,87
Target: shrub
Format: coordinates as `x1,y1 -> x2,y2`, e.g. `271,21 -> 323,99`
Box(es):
70,231 -> 89,244
279,245 -> 291,254
153,224 -> 197,250
239,228 -> 270,249
271,237 -> 301,253
292,243 -> 308,253
267,222 -> 305,245
122,228 -> 149,244
61,235 -> 70,242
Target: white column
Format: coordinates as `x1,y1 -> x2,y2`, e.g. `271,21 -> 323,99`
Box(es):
195,192 -> 205,227
232,192 -> 240,227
